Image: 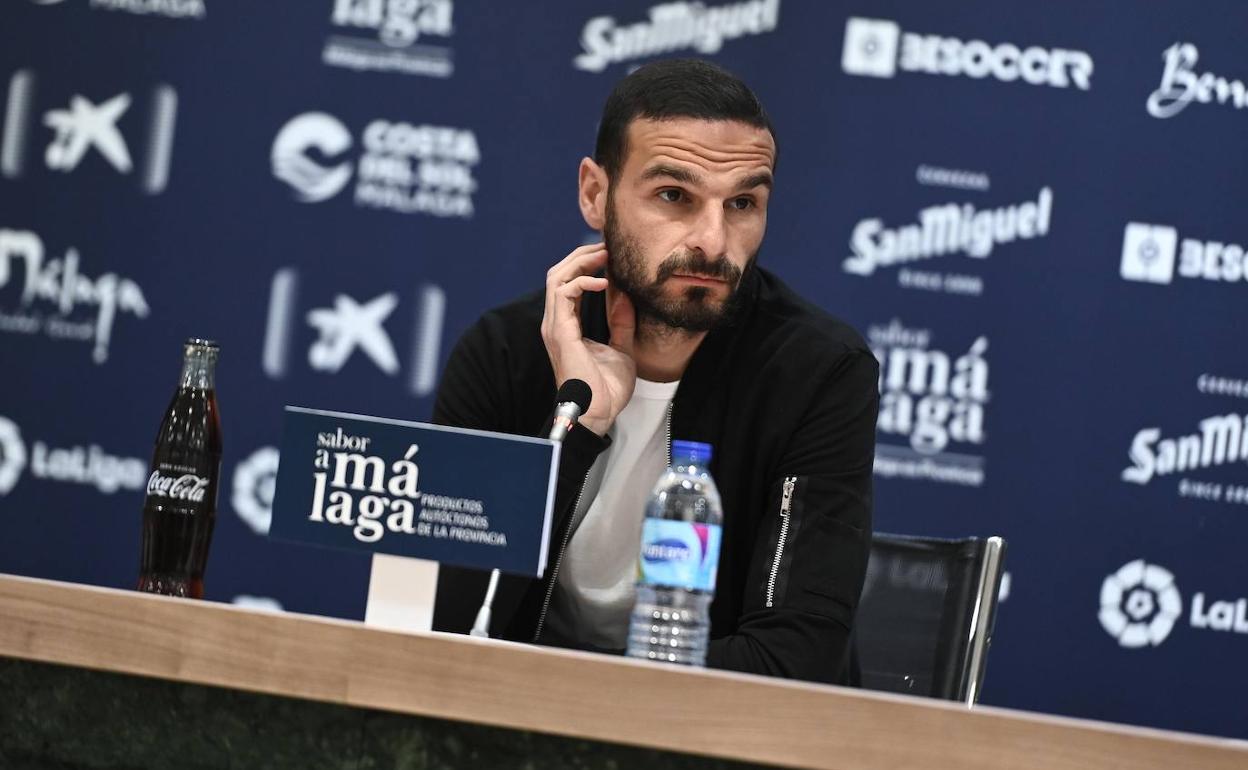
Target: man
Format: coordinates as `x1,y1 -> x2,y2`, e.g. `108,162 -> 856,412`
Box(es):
432,59 -> 878,685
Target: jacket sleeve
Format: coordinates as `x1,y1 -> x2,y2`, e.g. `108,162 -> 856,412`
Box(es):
706,349 -> 878,684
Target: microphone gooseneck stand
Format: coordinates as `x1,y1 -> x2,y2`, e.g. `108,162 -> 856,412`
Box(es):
469,379 -> 592,638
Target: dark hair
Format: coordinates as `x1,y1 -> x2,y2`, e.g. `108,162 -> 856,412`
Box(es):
594,58 -> 776,178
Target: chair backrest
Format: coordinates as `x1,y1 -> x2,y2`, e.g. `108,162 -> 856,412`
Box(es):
855,533 -> 1006,705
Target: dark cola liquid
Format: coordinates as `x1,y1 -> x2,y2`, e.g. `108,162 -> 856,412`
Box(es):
138,342 -> 222,599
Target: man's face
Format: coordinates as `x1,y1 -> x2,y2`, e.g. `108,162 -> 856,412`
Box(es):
603,117 -> 775,331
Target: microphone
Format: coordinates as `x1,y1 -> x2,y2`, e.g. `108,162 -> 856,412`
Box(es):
470,379 -> 592,638
548,379 -> 592,443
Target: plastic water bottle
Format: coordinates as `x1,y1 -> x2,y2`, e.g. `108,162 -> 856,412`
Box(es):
626,440 -> 723,666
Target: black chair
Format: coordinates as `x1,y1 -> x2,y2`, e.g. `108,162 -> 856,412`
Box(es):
854,533 -> 1007,705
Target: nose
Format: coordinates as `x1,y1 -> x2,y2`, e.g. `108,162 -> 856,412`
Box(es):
685,200 -> 729,260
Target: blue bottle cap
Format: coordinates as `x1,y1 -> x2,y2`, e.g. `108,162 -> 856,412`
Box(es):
672,440 -> 712,466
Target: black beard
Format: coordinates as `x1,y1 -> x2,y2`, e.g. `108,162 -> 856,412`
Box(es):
603,198 -> 752,333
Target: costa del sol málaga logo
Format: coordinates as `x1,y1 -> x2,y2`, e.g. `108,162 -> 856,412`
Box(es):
1099,559 -> 1182,648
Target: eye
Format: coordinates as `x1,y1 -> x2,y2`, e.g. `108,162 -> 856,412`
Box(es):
657,188 -> 685,203
729,196 -> 755,211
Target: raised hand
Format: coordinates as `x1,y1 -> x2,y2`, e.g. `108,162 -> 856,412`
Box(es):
540,243 -> 636,436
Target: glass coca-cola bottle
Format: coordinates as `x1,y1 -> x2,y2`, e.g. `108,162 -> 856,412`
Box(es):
138,338 -> 222,599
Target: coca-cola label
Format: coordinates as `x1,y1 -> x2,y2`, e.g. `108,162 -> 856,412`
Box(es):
147,469 -> 210,504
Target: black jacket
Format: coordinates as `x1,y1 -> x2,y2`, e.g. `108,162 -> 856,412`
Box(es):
431,266 -> 878,684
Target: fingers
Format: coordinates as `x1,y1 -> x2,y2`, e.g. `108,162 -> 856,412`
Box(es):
546,243 -> 607,287
543,275 -> 608,345
542,243 -> 608,339
607,290 -> 635,355
556,275 -> 609,300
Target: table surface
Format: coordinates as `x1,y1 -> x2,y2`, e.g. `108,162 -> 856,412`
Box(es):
1,572 -> 1245,770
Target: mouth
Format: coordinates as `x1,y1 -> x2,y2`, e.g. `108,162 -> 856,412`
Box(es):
669,273 -> 728,287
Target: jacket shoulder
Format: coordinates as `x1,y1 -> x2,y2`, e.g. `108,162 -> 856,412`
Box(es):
750,269 -> 873,364
468,287 -> 545,345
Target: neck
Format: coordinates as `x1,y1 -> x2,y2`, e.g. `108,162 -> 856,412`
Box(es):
632,319 -> 706,382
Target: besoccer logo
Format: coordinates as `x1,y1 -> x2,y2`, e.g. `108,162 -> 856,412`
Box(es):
1120,223 -> 1177,284
841,18 -> 900,78
1099,559 -> 1182,648
839,16 -> 1093,90
232,446 -> 280,535
0,416 -> 27,495
270,112 -> 353,203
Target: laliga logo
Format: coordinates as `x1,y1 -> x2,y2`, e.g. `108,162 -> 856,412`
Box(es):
1098,560 -> 1181,648
0,416 -> 28,495
232,446 -> 280,535
271,112 -> 353,203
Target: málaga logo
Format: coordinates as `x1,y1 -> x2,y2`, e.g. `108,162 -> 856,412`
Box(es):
1099,560 -> 1182,648
869,320 -> 990,487
0,228 -> 150,364
325,0 -> 454,78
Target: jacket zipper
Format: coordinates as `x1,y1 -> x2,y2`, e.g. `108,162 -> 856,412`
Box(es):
532,467 -> 592,643
664,401 -> 673,467
765,476 -> 797,608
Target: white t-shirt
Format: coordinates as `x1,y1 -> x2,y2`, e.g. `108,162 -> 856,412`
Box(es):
544,377 -> 679,650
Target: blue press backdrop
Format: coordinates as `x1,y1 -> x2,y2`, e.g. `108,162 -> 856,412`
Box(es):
1,0 -> 1245,739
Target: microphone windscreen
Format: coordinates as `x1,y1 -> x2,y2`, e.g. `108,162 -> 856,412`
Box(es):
556,378 -> 592,414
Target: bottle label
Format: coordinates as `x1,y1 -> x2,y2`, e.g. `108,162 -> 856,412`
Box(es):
637,519 -> 722,592
147,470 -> 210,503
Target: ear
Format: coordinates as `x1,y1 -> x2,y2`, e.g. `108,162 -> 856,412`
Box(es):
578,157 -> 608,231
